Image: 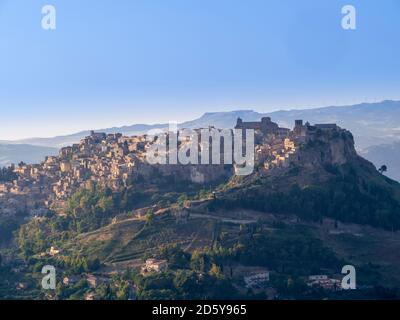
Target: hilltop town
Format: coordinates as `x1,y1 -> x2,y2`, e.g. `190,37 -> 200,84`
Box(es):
2,117 -> 400,301
0,117 -> 342,219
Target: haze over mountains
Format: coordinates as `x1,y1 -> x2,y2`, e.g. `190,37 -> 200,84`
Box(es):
1,100 -> 399,180
0,144 -> 58,168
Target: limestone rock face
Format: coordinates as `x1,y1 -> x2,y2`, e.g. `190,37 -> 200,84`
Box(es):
132,127 -> 361,184
287,129 -> 358,170
132,162 -> 232,184
329,132 -> 357,165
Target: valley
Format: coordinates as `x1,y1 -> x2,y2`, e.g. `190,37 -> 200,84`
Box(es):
1,114 -> 400,300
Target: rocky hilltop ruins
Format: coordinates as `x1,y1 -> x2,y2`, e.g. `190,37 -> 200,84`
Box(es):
0,117 -> 355,218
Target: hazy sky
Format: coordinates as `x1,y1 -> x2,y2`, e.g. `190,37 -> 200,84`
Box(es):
0,0 -> 400,139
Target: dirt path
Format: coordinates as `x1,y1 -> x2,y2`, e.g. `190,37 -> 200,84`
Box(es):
190,213 -> 256,224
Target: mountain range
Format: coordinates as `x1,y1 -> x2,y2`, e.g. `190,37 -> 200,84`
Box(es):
1,100 -> 399,180
3,101 -> 400,300
7,112 -> 400,300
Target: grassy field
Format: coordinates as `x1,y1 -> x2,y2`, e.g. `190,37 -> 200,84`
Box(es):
68,213 -> 217,269
62,203 -> 400,289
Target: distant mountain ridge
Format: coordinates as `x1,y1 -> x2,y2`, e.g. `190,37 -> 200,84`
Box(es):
0,144 -> 58,167
361,142 -> 400,182
1,100 -> 399,180
3,100 -> 400,149
1,123 -> 167,149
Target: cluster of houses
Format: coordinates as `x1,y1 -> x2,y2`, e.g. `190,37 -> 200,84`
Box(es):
0,118 -> 341,218
0,131 -> 149,217
307,275 -> 342,291
236,117 -> 340,172
141,258 -> 168,274
244,271 -> 270,289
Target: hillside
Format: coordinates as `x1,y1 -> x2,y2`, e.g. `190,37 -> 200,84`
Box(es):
2,100 -> 399,181
212,126 -> 400,231
361,142 -> 400,182
68,208 -> 400,289
4,119 -> 400,300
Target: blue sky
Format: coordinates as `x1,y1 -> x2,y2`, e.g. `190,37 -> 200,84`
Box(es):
0,0 -> 399,139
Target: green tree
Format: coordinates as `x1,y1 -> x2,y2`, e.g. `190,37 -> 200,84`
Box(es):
190,250 -> 206,273
145,209 -> 154,225
97,196 -> 113,212
115,281 -> 130,300
209,263 -> 224,280
378,165 -> 388,174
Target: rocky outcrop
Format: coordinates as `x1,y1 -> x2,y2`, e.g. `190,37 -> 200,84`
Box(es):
287,129 -> 358,169
132,161 -> 232,184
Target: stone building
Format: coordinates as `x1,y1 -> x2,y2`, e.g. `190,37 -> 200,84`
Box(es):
235,117 -> 291,138
235,117 -> 279,135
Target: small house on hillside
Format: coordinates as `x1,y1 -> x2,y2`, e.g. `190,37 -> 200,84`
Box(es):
141,259 -> 168,274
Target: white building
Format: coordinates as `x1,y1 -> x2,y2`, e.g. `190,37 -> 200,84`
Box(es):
141,259 -> 168,274
244,272 -> 270,289
308,275 -> 328,281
